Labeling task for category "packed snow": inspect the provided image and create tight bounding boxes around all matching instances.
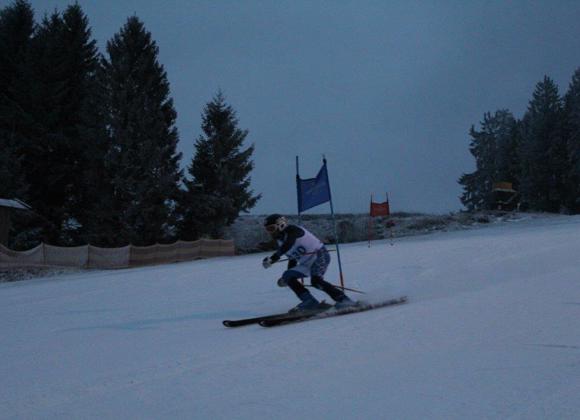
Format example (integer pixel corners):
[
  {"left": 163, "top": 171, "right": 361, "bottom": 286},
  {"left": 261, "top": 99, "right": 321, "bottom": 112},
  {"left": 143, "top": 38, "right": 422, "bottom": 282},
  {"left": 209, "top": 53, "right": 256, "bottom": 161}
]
[{"left": 1, "top": 214, "right": 580, "bottom": 419}]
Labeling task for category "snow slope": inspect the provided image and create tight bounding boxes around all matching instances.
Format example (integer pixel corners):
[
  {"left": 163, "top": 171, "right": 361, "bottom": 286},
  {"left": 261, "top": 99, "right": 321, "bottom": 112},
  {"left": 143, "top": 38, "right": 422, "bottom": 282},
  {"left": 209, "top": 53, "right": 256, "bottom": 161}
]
[{"left": 1, "top": 214, "right": 580, "bottom": 419}]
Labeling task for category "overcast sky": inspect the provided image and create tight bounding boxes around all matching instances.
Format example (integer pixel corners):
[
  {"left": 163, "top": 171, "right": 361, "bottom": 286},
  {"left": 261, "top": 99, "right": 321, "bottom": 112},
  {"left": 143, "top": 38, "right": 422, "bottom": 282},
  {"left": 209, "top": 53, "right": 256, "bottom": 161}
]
[{"left": 23, "top": 0, "right": 580, "bottom": 215}]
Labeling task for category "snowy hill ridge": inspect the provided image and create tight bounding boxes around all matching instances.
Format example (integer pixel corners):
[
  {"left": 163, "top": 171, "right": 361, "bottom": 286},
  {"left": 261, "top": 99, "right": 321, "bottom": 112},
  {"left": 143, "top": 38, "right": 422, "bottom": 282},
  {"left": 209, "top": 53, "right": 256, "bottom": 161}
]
[
  {"left": 225, "top": 211, "right": 553, "bottom": 252},
  {"left": 1, "top": 213, "right": 580, "bottom": 419},
  {"left": 2, "top": 211, "right": 534, "bottom": 283}
]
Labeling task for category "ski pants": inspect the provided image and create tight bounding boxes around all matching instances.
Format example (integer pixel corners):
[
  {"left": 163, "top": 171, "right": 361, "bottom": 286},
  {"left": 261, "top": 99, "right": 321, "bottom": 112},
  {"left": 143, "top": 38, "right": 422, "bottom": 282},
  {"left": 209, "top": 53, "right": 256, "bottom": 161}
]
[{"left": 281, "top": 247, "right": 345, "bottom": 302}]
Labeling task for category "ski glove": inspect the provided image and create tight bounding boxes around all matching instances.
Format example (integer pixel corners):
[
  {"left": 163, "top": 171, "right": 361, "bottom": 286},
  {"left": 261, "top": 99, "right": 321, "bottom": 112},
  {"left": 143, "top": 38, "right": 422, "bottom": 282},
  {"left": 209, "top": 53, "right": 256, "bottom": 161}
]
[
  {"left": 262, "top": 257, "right": 273, "bottom": 269},
  {"left": 262, "top": 254, "right": 279, "bottom": 269}
]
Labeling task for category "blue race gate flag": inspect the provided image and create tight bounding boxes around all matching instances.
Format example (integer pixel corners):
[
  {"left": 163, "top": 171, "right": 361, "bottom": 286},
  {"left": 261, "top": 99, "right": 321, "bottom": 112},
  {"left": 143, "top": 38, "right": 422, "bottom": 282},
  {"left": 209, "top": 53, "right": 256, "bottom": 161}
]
[{"left": 296, "top": 162, "right": 331, "bottom": 212}]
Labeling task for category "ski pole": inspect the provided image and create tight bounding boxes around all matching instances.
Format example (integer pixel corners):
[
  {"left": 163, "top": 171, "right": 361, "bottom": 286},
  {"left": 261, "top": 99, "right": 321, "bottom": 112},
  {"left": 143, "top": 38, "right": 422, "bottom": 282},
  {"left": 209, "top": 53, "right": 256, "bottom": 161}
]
[{"left": 306, "top": 284, "right": 366, "bottom": 294}]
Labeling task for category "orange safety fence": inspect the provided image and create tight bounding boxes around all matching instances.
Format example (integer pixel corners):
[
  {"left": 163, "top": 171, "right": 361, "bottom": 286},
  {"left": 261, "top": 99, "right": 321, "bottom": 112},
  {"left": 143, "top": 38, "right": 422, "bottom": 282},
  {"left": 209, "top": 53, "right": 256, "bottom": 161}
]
[{"left": 0, "top": 239, "right": 235, "bottom": 269}]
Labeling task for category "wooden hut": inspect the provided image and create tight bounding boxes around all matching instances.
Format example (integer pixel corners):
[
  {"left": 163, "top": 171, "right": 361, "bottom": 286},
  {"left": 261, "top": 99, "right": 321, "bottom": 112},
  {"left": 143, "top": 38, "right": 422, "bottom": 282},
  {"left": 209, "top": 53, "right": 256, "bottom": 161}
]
[{"left": 491, "top": 182, "right": 519, "bottom": 211}]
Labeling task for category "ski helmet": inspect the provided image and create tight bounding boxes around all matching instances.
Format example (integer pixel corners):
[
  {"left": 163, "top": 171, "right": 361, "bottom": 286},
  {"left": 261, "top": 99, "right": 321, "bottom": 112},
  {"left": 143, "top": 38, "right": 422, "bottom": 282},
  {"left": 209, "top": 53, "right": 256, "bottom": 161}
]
[{"left": 264, "top": 214, "right": 288, "bottom": 234}]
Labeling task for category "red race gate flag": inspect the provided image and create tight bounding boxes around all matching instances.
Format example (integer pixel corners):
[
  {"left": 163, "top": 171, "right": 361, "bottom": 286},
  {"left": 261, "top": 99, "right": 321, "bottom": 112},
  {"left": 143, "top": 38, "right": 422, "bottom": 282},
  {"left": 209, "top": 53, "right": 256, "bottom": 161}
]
[{"left": 370, "top": 196, "right": 390, "bottom": 217}]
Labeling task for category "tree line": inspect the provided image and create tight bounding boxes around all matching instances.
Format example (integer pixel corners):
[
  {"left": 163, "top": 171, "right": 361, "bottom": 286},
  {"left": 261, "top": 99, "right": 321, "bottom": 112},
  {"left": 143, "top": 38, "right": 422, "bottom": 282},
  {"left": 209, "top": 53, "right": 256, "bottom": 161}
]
[
  {"left": 0, "top": 1, "right": 260, "bottom": 249},
  {"left": 459, "top": 73, "right": 580, "bottom": 214}
]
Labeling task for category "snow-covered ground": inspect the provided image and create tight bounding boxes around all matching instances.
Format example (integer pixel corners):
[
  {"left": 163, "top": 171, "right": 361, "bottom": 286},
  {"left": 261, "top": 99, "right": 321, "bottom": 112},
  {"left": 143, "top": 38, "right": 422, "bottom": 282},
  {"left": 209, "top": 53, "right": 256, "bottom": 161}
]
[{"left": 1, "top": 214, "right": 580, "bottom": 419}]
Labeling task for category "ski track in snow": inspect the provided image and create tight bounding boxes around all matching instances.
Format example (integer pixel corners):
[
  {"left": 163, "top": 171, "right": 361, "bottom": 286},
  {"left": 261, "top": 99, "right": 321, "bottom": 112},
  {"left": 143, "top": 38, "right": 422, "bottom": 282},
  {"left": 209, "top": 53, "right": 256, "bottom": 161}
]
[{"left": 1, "top": 214, "right": 580, "bottom": 419}]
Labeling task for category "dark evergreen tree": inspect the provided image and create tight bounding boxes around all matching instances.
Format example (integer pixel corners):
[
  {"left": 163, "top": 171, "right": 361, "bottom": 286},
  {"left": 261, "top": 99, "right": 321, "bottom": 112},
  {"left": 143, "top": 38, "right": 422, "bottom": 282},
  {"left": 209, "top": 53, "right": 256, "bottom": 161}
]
[
  {"left": 15, "top": 5, "right": 104, "bottom": 245},
  {"left": 457, "top": 172, "right": 481, "bottom": 211},
  {"left": 459, "top": 110, "right": 518, "bottom": 210},
  {"left": 78, "top": 62, "right": 114, "bottom": 246},
  {"left": 22, "top": 12, "right": 70, "bottom": 243},
  {"left": 178, "top": 92, "right": 260, "bottom": 239},
  {"left": 0, "top": 0, "right": 35, "bottom": 200},
  {"left": 518, "top": 76, "right": 566, "bottom": 212},
  {"left": 563, "top": 68, "right": 580, "bottom": 213},
  {"left": 102, "top": 16, "right": 182, "bottom": 246},
  {"left": 494, "top": 111, "right": 521, "bottom": 185},
  {"left": 60, "top": 5, "right": 110, "bottom": 245}
]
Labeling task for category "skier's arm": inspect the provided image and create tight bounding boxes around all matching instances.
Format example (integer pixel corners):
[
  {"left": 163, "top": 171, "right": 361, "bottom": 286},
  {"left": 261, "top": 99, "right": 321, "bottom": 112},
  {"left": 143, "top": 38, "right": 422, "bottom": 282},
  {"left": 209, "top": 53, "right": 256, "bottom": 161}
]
[
  {"left": 262, "top": 226, "right": 305, "bottom": 269},
  {"left": 271, "top": 225, "right": 305, "bottom": 260}
]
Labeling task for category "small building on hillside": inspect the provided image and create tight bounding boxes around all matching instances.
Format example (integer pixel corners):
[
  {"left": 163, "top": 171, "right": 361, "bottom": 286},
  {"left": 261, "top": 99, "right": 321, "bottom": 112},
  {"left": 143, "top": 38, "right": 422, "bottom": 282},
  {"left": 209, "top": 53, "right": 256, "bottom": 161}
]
[
  {"left": 492, "top": 182, "right": 519, "bottom": 211},
  {"left": 0, "top": 199, "right": 31, "bottom": 246}
]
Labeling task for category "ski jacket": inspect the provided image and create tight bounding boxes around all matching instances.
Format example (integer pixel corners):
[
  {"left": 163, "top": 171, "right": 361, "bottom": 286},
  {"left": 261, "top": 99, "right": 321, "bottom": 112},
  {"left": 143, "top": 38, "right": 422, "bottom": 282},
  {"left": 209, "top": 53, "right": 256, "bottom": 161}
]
[{"left": 271, "top": 225, "right": 324, "bottom": 266}]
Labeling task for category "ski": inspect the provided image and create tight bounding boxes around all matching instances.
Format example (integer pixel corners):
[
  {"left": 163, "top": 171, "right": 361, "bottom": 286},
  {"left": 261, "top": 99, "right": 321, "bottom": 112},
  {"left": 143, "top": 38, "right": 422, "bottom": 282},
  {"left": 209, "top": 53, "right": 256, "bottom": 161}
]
[
  {"left": 258, "top": 296, "right": 408, "bottom": 327},
  {"left": 222, "top": 302, "right": 333, "bottom": 327},
  {"left": 223, "top": 312, "right": 291, "bottom": 327}
]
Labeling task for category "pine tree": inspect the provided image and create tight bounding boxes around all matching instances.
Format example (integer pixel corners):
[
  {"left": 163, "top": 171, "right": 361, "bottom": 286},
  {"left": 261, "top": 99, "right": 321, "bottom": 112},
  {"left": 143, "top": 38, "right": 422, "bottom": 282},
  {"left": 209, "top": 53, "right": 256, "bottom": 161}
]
[
  {"left": 178, "top": 92, "right": 260, "bottom": 239},
  {"left": 494, "top": 111, "right": 521, "bottom": 185},
  {"left": 459, "top": 110, "right": 518, "bottom": 210},
  {"left": 15, "top": 5, "right": 104, "bottom": 245},
  {"left": 458, "top": 172, "right": 481, "bottom": 211},
  {"left": 0, "top": 0, "right": 35, "bottom": 200},
  {"left": 103, "top": 16, "right": 182, "bottom": 246},
  {"left": 58, "top": 5, "right": 111, "bottom": 245},
  {"left": 59, "top": 4, "right": 107, "bottom": 244},
  {"left": 563, "top": 68, "right": 580, "bottom": 213},
  {"left": 23, "top": 11, "right": 73, "bottom": 243},
  {"left": 518, "top": 76, "right": 565, "bottom": 212}
]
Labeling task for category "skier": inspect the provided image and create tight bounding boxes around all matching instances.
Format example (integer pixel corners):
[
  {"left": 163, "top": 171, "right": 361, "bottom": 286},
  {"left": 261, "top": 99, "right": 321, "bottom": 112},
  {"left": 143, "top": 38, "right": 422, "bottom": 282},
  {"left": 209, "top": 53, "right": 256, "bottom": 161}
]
[{"left": 261, "top": 214, "right": 356, "bottom": 312}]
